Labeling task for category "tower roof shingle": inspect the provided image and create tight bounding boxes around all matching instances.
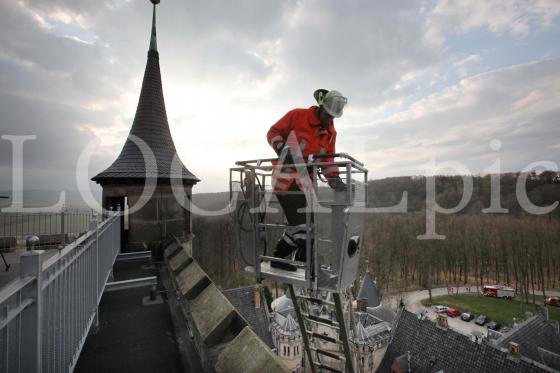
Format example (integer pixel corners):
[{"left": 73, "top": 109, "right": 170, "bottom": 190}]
[
  {"left": 92, "top": 4, "right": 197, "bottom": 184},
  {"left": 222, "top": 285, "right": 274, "bottom": 349},
  {"left": 377, "top": 309, "right": 555, "bottom": 372},
  {"left": 358, "top": 270, "right": 380, "bottom": 308}
]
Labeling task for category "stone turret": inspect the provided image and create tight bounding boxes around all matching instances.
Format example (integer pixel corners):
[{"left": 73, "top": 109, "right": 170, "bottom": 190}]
[{"left": 92, "top": 0, "right": 198, "bottom": 251}]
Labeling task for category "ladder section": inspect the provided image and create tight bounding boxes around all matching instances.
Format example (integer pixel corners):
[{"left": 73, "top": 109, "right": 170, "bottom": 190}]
[{"left": 288, "top": 285, "right": 355, "bottom": 373}]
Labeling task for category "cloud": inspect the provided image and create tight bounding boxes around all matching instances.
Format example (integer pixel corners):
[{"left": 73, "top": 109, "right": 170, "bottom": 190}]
[
  {"left": 348, "top": 58, "right": 560, "bottom": 177},
  {"left": 426, "top": 0, "right": 560, "bottom": 44},
  {"left": 277, "top": 0, "right": 443, "bottom": 108},
  {"left": 0, "top": 0, "right": 559, "bottom": 195},
  {"left": 0, "top": 1, "right": 134, "bottom": 191}
]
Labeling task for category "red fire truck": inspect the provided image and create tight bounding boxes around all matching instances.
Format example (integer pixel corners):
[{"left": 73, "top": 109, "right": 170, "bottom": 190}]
[{"left": 482, "top": 285, "right": 515, "bottom": 299}]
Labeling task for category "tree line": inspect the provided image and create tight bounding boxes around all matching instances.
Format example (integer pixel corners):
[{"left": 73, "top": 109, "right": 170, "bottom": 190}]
[
  {"left": 369, "top": 172, "right": 559, "bottom": 215},
  {"left": 191, "top": 173, "right": 560, "bottom": 300},
  {"left": 363, "top": 213, "right": 560, "bottom": 301}
]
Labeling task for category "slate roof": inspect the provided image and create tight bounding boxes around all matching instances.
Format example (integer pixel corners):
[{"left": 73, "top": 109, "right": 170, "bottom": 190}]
[
  {"left": 358, "top": 270, "right": 380, "bottom": 308},
  {"left": 377, "top": 309, "right": 554, "bottom": 373},
  {"left": 539, "top": 348, "right": 560, "bottom": 371},
  {"left": 92, "top": 10, "right": 197, "bottom": 184},
  {"left": 395, "top": 354, "right": 410, "bottom": 372},
  {"left": 496, "top": 315, "right": 560, "bottom": 368},
  {"left": 222, "top": 285, "right": 274, "bottom": 349},
  {"left": 352, "top": 312, "right": 391, "bottom": 347},
  {"left": 282, "top": 314, "right": 299, "bottom": 334},
  {"left": 356, "top": 321, "right": 368, "bottom": 342},
  {"left": 366, "top": 305, "right": 396, "bottom": 324},
  {"left": 355, "top": 311, "right": 382, "bottom": 328}
]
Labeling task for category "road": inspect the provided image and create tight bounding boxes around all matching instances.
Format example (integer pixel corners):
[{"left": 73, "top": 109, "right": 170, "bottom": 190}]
[{"left": 385, "top": 287, "right": 560, "bottom": 338}]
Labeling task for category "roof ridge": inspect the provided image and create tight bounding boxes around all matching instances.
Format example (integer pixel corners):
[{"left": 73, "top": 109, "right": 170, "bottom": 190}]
[
  {"left": 283, "top": 313, "right": 299, "bottom": 333},
  {"left": 356, "top": 321, "right": 368, "bottom": 342},
  {"left": 495, "top": 313, "right": 543, "bottom": 345}
]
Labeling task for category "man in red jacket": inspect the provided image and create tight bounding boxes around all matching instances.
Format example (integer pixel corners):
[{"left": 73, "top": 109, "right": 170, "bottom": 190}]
[{"left": 266, "top": 89, "right": 348, "bottom": 271}]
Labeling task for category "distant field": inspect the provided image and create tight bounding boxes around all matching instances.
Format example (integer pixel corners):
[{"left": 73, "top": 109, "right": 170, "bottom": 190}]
[{"left": 422, "top": 294, "right": 560, "bottom": 326}]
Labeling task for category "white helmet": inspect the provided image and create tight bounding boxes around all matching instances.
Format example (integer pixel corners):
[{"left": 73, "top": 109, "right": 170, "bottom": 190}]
[{"left": 321, "top": 90, "right": 347, "bottom": 118}]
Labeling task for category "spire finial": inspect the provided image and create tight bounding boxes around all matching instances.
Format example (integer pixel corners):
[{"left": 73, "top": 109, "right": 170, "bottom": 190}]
[{"left": 149, "top": 0, "right": 160, "bottom": 52}]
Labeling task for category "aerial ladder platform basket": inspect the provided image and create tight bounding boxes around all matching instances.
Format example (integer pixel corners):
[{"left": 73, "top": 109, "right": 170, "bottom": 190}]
[
  {"left": 229, "top": 153, "right": 367, "bottom": 292},
  {"left": 230, "top": 153, "right": 368, "bottom": 373}
]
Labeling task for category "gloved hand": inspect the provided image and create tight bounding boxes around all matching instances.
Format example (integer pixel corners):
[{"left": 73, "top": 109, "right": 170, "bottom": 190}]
[
  {"left": 275, "top": 143, "right": 294, "bottom": 165},
  {"left": 328, "top": 176, "right": 346, "bottom": 191},
  {"left": 274, "top": 142, "right": 285, "bottom": 156}
]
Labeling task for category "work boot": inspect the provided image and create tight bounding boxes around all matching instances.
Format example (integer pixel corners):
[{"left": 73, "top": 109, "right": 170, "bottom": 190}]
[
  {"left": 295, "top": 239, "right": 315, "bottom": 278},
  {"left": 294, "top": 239, "right": 307, "bottom": 262},
  {"left": 270, "top": 239, "right": 297, "bottom": 271}
]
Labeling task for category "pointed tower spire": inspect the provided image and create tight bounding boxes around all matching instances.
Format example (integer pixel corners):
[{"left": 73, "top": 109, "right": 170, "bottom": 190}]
[
  {"left": 358, "top": 269, "right": 380, "bottom": 308},
  {"left": 355, "top": 321, "right": 368, "bottom": 342},
  {"left": 93, "top": 0, "right": 198, "bottom": 184},
  {"left": 149, "top": 0, "right": 159, "bottom": 52}
]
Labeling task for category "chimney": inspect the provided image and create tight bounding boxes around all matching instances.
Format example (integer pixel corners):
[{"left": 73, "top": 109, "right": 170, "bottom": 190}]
[
  {"left": 357, "top": 298, "right": 367, "bottom": 312},
  {"left": 551, "top": 320, "right": 559, "bottom": 335},
  {"left": 471, "top": 330, "right": 482, "bottom": 344},
  {"left": 436, "top": 314, "right": 448, "bottom": 329},
  {"left": 255, "top": 287, "right": 261, "bottom": 309},
  {"left": 508, "top": 342, "right": 520, "bottom": 356}
]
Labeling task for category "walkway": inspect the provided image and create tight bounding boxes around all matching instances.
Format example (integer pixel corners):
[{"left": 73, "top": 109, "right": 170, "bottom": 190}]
[{"left": 75, "top": 259, "right": 202, "bottom": 373}]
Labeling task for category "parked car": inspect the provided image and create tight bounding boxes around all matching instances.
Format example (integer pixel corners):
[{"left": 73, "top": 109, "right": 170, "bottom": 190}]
[
  {"left": 434, "top": 305, "right": 449, "bottom": 313},
  {"left": 475, "top": 314, "right": 488, "bottom": 325},
  {"left": 447, "top": 308, "right": 461, "bottom": 317},
  {"left": 487, "top": 321, "right": 501, "bottom": 330},
  {"left": 545, "top": 296, "right": 559, "bottom": 307},
  {"left": 460, "top": 313, "right": 474, "bottom": 321}
]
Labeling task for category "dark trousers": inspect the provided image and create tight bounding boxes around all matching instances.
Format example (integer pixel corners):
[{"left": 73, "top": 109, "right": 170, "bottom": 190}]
[{"left": 274, "top": 181, "right": 310, "bottom": 262}]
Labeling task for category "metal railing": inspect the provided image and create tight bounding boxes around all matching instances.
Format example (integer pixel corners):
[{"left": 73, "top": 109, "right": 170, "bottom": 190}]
[
  {"left": 0, "top": 209, "right": 99, "bottom": 249},
  {"left": 230, "top": 153, "right": 367, "bottom": 292},
  {"left": 0, "top": 212, "right": 121, "bottom": 372}
]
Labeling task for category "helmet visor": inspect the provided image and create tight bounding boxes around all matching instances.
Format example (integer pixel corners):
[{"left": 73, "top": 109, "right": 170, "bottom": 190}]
[{"left": 323, "top": 95, "right": 347, "bottom": 118}]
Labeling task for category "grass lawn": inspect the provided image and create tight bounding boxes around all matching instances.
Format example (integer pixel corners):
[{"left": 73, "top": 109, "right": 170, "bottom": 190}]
[{"left": 422, "top": 294, "right": 560, "bottom": 326}]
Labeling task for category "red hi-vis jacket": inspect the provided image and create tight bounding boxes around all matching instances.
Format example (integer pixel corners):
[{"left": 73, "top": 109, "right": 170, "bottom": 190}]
[{"left": 267, "top": 106, "right": 339, "bottom": 192}]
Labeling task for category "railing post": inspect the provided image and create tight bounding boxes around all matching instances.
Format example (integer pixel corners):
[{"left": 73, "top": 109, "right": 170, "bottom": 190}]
[
  {"left": 107, "top": 206, "right": 116, "bottom": 282},
  {"left": 116, "top": 204, "right": 122, "bottom": 257},
  {"left": 20, "top": 249, "right": 45, "bottom": 373},
  {"left": 60, "top": 208, "right": 66, "bottom": 246},
  {"left": 89, "top": 219, "right": 100, "bottom": 335}
]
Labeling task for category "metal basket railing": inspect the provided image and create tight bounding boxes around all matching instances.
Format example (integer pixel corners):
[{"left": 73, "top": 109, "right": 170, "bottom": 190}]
[{"left": 230, "top": 153, "right": 367, "bottom": 291}]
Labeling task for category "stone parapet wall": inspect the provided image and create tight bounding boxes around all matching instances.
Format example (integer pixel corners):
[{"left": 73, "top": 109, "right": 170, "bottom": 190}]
[{"left": 163, "top": 238, "right": 287, "bottom": 373}]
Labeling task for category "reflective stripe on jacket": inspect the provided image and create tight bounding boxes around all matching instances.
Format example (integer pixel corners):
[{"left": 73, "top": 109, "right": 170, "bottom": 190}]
[{"left": 267, "top": 106, "right": 338, "bottom": 192}]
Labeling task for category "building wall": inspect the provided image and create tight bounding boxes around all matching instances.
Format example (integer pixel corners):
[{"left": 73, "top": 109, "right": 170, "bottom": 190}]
[
  {"left": 102, "top": 183, "right": 192, "bottom": 251},
  {"left": 269, "top": 310, "right": 389, "bottom": 373},
  {"left": 271, "top": 328, "right": 303, "bottom": 372}
]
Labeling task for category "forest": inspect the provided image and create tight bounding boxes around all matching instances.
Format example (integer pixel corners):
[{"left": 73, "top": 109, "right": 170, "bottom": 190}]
[{"left": 191, "top": 172, "right": 560, "bottom": 302}]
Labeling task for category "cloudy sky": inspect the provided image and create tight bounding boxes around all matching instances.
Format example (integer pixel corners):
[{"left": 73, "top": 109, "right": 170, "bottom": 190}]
[{"left": 1, "top": 0, "right": 559, "bottom": 195}]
